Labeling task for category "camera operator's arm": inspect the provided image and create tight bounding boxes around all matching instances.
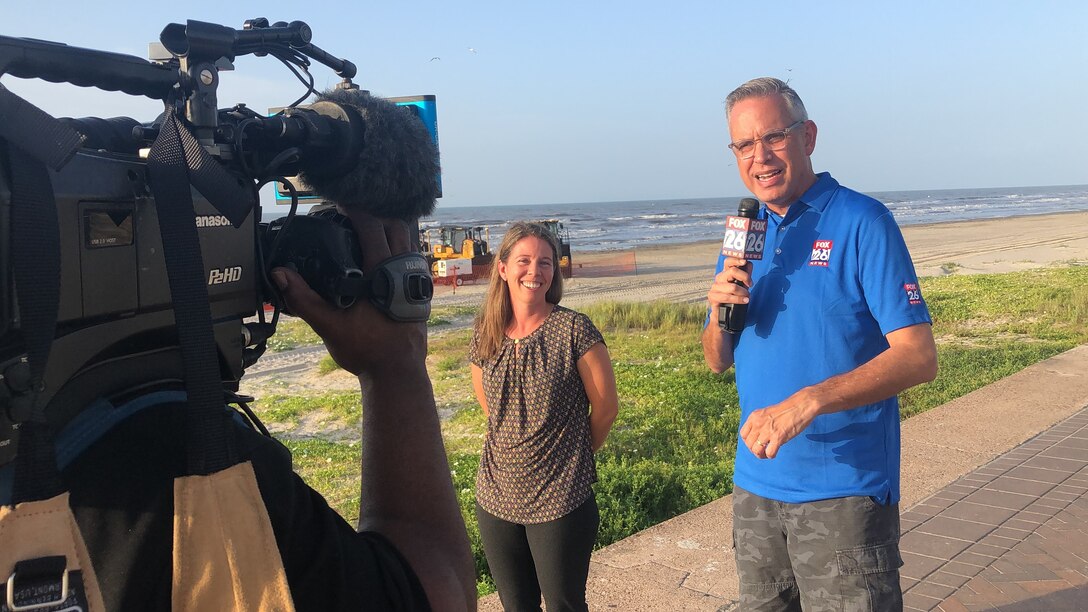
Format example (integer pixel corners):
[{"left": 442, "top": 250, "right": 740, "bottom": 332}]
[{"left": 274, "top": 211, "right": 475, "bottom": 611}]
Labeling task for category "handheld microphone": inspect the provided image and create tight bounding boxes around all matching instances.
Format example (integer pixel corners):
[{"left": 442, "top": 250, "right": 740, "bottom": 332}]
[{"left": 718, "top": 198, "right": 766, "bottom": 334}]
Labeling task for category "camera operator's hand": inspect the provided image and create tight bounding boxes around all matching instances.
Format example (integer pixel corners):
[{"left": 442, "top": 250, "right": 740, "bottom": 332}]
[
  {"left": 272, "top": 213, "right": 423, "bottom": 379},
  {"left": 272, "top": 210, "right": 476, "bottom": 612}
]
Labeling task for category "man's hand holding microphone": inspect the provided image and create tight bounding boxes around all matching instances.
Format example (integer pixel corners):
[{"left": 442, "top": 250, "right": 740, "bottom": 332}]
[
  {"left": 712, "top": 197, "right": 765, "bottom": 334},
  {"left": 702, "top": 198, "right": 766, "bottom": 375}
]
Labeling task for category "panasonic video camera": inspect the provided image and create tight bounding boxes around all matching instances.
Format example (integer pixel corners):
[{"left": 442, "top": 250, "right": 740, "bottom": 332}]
[{"left": 0, "top": 19, "right": 437, "bottom": 466}]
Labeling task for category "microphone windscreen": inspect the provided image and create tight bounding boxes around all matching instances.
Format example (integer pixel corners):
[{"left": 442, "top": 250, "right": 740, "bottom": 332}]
[
  {"left": 299, "top": 88, "right": 439, "bottom": 220},
  {"left": 738, "top": 198, "right": 760, "bottom": 217}
]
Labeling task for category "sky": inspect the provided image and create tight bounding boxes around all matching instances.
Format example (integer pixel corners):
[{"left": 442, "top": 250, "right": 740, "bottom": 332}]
[{"left": 4, "top": 1, "right": 1087, "bottom": 209}]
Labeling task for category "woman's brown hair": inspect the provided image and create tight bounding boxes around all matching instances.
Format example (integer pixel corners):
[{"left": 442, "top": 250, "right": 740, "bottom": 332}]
[{"left": 474, "top": 222, "right": 564, "bottom": 361}]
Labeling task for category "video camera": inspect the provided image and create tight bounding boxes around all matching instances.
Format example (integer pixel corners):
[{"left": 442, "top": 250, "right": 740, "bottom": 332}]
[{"left": 0, "top": 19, "right": 439, "bottom": 466}]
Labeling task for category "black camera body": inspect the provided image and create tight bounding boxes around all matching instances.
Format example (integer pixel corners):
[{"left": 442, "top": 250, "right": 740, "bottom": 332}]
[
  {"left": 0, "top": 133, "right": 257, "bottom": 461},
  {"left": 264, "top": 208, "right": 363, "bottom": 310},
  {"left": 0, "top": 19, "right": 438, "bottom": 465}
]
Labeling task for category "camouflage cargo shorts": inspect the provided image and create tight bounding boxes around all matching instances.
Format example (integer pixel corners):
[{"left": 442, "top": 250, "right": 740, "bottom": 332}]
[{"left": 731, "top": 486, "right": 903, "bottom": 612}]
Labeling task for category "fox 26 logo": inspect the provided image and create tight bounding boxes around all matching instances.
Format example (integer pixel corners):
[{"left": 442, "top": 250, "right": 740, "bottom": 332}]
[
  {"left": 808, "top": 240, "right": 833, "bottom": 267},
  {"left": 904, "top": 282, "right": 923, "bottom": 305}
]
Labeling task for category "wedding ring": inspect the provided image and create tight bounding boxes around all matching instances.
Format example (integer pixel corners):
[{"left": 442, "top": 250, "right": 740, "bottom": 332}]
[{"left": 756, "top": 440, "right": 766, "bottom": 447}]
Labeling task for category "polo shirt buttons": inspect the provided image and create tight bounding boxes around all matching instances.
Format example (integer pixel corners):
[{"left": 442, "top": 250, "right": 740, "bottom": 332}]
[{"left": 775, "top": 248, "right": 783, "bottom": 255}]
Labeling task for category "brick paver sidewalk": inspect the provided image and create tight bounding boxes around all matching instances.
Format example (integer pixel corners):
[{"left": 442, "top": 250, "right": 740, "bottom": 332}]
[{"left": 900, "top": 406, "right": 1088, "bottom": 611}]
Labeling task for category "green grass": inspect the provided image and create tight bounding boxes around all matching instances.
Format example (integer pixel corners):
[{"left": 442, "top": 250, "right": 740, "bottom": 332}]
[
  {"left": 284, "top": 438, "right": 362, "bottom": 520},
  {"left": 266, "top": 306, "right": 478, "bottom": 351},
  {"left": 317, "top": 354, "right": 340, "bottom": 375},
  {"left": 266, "top": 265, "right": 1088, "bottom": 598},
  {"left": 580, "top": 301, "right": 708, "bottom": 332},
  {"left": 265, "top": 318, "right": 323, "bottom": 352},
  {"left": 939, "top": 262, "right": 962, "bottom": 275},
  {"left": 256, "top": 392, "right": 362, "bottom": 428},
  {"left": 898, "top": 266, "right": 1088, "bottom": 418}
]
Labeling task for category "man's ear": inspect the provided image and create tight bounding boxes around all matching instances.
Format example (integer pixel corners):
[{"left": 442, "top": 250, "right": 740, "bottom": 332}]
[{"left": 803, "top": 120, "right": 818, "bottom": 155}]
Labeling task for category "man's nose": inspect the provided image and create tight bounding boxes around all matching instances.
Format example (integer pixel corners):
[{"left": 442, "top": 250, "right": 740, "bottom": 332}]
[{"left": 751, "top": 139, "right": 773, "bottom": 162}]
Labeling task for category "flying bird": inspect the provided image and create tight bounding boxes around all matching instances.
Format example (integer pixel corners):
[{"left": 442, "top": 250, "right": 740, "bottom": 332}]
[
  {"left": 467, "top": 47, "right": 477, "bottom": 54},
  {"left": 430, "top": 56, "right": 441, "bottom": 62}
]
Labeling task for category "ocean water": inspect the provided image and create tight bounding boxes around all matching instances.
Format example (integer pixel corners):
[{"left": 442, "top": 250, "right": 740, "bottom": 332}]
[
  {"left": 266, "top": 184, "right": 1088, "bottom": 253},
  {"left": 417, "top": 184, "right": 1088, "bottom": 253}
]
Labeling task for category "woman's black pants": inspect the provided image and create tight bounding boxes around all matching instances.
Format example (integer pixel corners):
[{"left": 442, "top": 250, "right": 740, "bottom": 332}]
[{"left": 476, "top": 494, "right": 599, "bottom": 612}]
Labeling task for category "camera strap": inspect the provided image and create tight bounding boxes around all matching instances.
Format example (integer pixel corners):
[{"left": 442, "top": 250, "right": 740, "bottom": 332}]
[
  {"left": 0, "top": 87, "right": 106, "bottom": 612},
  {"left": 146, "top": 107, "right": 241, "bottom": 475},
  {"left": 0, "top": 83, "right": 85, "bottom": 503},
  {"left": 5, "top": 150, "right": 64, "bottom": 502},
  {"left": 147, "top": 108, "right": 296, "bottom": 611}
]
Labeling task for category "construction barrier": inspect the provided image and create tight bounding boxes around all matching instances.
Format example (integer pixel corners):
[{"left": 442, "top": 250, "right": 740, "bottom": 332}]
[{"left": 571, "top": 251, "right": 638, "bottom": 278}]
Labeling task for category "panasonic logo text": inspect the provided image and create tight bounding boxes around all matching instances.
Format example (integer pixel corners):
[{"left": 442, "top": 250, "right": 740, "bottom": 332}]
[{"left": 195, "top": 215, "right": 232, "bottom": 228}]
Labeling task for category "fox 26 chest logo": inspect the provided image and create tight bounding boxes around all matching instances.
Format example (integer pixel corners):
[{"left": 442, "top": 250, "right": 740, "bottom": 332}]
[{"left": 808, "top": 240, "right": 833, "bottom": 267}]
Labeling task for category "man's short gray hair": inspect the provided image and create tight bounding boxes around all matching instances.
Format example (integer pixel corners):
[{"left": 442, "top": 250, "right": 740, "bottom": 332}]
[{"left": 725, "top": 77, "right": 809, "bottom": 122}]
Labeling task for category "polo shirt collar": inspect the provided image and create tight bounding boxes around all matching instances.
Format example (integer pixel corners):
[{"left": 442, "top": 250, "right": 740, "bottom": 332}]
[
  {"left": 761, "top": 172, "right": 838, "bottom": 224},
  {"left": 799, "top": 172, "right": 838, "bottom": 212}
]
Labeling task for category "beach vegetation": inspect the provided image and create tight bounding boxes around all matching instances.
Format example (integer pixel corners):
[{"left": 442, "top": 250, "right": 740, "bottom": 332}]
[
  {"left": 580, "top": 301, "right": 707, "bottom": 331},
  {"left": 264, "top": 317, "right": 322, "bottom": 351},
  {"left": 282, "top": 438, "right": 362, "bottom": 519},
  {"left": 428, "top": 305, "right": 480, "bottom": 328},
  {"left": 256, "top": 391, "right": 362, "bottom": 429},
  {"left": 252, "top": 264, "right": 1088, "bottom": 597},
  {"left": 263, "top": 306, "right": 476, "bottom": 351},
  {"left": 898, "top": 266, "right": 1088, "bottom": 418},
  {"left": 317, "top": 354, "right": 339, "bottom": 375},
  {"left": 436, "top": 355, "right": 463, "bottom": 372},
  {"left": 939, "top": 262, "right": 961, "bottom": 275}
]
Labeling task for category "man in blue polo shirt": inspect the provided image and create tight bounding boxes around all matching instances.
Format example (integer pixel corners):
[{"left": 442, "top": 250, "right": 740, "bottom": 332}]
[{"left": 702, "top": 77, "right": 938, "bottom": 611}]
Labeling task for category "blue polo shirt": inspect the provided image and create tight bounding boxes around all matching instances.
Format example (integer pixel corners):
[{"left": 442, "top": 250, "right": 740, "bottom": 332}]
[{"left": 715, "top": 173, "right": 931, "bottom": 504}]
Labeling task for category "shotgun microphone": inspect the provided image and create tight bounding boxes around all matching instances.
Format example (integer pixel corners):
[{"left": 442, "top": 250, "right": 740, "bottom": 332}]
[
  {"left": 294, "top": 88, "right": 440, "bottom": 220},
  {"left": 718, "top": 198, "right": 766, "bottom": 334},
  {"left": 263, "top": 88, "right": 440, "bottom": 317}
]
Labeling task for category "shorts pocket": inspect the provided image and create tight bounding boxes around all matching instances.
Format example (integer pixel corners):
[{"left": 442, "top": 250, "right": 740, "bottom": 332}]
[
  {"left": 837, "top": 540, "right": 903, "bottom": 575},
  {"left": 836, "top": 541, "right": 904, "bottom": 611}
]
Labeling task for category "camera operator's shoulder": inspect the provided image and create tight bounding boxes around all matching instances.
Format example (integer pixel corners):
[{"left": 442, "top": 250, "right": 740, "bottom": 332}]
[{"left": 240, "top": 435, "right": 433, "bottom": 609}]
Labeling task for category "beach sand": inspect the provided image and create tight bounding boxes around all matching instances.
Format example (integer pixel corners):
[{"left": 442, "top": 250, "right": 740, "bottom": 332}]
[
  {"left": 432, "top": 210, "right": 1088, "bottom": 310},
  {"left": 241, "top": 210, "right": 1088, "bottom": 404}
]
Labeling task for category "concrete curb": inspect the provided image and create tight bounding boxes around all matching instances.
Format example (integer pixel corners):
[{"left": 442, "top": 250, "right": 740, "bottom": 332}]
[{"left": 479, "top": 345, "right": 1088, "bottom": 610}]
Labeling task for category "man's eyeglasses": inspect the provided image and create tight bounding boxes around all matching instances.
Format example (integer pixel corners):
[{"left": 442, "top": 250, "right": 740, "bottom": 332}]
[{"left": 728, "top": 120, "right": 805, "bottom": 160}]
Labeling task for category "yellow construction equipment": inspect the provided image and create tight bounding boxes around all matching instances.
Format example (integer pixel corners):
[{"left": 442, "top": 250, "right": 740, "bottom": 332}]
[
  {"left": 426, "top": 225, "right": 493, "bottom": 284},
  {"left": 531, "top": 219, "right": 573, "bottom": 278}
]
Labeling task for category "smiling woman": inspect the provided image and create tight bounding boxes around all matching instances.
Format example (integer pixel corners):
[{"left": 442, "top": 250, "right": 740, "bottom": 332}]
[{"left": 467, "top": 221, "right": 619, "bottom": 611}]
